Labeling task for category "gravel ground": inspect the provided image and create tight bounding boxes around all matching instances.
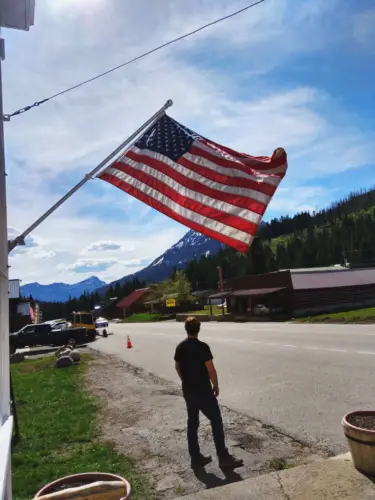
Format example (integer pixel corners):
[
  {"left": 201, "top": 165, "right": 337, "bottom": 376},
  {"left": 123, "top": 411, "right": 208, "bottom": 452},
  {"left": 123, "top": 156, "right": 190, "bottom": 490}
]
[{"left": 85, "top": 351, "right": 328, "bottom": 499}]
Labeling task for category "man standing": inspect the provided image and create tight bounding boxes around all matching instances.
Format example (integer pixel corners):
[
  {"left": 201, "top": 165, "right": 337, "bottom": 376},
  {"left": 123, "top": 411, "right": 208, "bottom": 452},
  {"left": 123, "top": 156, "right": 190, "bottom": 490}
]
[{"left": 174, "top": 316, "right": 243, "bottom": 468}]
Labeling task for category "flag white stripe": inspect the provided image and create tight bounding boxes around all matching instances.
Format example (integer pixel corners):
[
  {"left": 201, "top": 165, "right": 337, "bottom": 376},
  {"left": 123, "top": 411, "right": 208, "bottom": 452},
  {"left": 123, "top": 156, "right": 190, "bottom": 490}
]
[
  {"left": 193, "top": 141, "right": 283, "bottom": 185},
  {"left": 105, "top": 167, "right": 253, "bottom": 245},
  {"left": 129, "top": 146, "right": 280, "bottom": 199},
  {"left": 118, "top": 157, "right": 261, "bottom": 224},
  {"left": 196, "top": 140, "right": 288, "bottom": 172},
  {"left": 186, "top": 145, "right": 280, "bottom": 187},
  {"left": 132, "top": 144, "right": 278, "bottom": 188},
  {"left": 251, "top": 165, "right": 287, "bottom": 175},
  {"left": 121, "top": 151, "right": 270, "bottom": 210}
]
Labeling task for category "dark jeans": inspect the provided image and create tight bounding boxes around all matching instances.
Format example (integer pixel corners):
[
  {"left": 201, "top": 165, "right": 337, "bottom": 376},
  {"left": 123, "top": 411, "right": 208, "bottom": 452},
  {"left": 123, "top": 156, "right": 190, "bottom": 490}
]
[{"left": 184, "top": 390, "right": 227, "bottom": 459}]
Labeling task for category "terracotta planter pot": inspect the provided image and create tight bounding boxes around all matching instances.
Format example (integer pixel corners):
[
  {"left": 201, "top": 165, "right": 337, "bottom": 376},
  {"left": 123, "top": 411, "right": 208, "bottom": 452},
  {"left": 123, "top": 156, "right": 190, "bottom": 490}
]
[
  {"left": 342, "top": 410, "right": 375, "bottom": 475},
  {"left": 34, "top": 472, "right": 131, "bottom": 499}
]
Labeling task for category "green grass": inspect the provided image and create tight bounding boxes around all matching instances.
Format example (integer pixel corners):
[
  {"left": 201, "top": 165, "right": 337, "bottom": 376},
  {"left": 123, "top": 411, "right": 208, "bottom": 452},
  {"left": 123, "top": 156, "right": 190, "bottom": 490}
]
[
  {"left": 297, "top": 307, "right": 375, "bottom": 324},
  {"left": 120, "top": 313, "right": 167, "bottom": 323},
  {"left": 11, "top": 355, "right": 152, "bottom": 500},
  {"left": 268, "top": 458, "right": 296, "bottom": 471},
  {"left": 188, "top": 305, "right": 227, "bottom": 316},
  {"left": 121, "top": 306, "right": 227, "bottom": 322}
]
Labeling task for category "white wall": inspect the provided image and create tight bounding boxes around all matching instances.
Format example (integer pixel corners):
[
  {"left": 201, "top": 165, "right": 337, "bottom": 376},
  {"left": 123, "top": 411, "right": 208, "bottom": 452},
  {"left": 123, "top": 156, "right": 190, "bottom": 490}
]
[
  {"left": 0, "top": 5, "right": 36, "bottom": 499},
  {"left": 0, "top": 253, "right": 12, "bottom": 500}
]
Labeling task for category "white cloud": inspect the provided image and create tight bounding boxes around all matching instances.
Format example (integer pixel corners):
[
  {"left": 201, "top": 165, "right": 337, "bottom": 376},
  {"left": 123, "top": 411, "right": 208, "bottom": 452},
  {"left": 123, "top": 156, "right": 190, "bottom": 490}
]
[
  {"left": 85, "top": 241, "right": 123, "bottom": 252},
  {"left": 267, "top": 186, "right": 332, "bottom": 216},
  {"left": 8, "top": 211, "right": 186, "bottom": 284},
  {"left": 66, "top": 258, "right": 117, "bottom": 273},
  {"left": 121, "top": 259, "right": 151, "bottom": 268},
  {"left": 4, "top": 0, "right": 372, "bottom": 285},
  {"left": 353, "top": 9, "right": 375, "bottom": 49}
]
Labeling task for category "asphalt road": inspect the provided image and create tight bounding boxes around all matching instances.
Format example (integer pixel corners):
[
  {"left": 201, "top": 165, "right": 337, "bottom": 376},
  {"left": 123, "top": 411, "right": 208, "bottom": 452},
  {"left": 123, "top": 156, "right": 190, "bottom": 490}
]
[{"left": 93, "top": 321, "right": 375, "bottom": 454}]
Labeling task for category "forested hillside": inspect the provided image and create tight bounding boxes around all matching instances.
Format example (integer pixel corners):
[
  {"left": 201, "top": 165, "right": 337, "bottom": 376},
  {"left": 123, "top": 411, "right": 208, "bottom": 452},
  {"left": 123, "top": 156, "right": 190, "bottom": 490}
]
[
  {"left": 185, "top": 189, "right": 375, "bottom": 290},
  {"left": 37, "top": 188, "right": 375, "bottom": 317}
]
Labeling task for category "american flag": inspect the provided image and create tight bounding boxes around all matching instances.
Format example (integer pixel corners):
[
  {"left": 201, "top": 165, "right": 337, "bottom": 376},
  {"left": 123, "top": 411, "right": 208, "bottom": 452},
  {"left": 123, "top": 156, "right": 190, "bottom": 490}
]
[{"left": 99, "top": 114, "right": 287, "bottom": 252}]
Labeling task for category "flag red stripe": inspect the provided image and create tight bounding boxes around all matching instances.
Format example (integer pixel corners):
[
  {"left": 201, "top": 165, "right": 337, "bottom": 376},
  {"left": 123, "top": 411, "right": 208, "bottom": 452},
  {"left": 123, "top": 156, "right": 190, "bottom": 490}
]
[
  {"left": 110, "top": 162, "right": 260, "bottom": 235},
  {"left": 103, "top": 166, "right": 252, "bottom": 242},
  {"left": 190, "top": 143, "right": 285, "bottom": 182},
  {"left": 178, "top": 155, "right": 276, "bottom": 198},
  {"left": 100, "top": 172, "right": 250, "bottom": 252},
  {"left": 124, "top": 150, "right": 268, "bottom": 215},
  {"left": 131, "top": 145, "right": 276, "bottom": 196},
  {"left": 200, "top": 138, "right": 288, "bottom": 170}
]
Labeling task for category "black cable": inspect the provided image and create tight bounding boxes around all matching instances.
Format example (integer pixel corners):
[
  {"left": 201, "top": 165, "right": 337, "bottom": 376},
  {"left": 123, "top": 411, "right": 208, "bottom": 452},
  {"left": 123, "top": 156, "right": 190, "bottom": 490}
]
[{"left": 4, "top": 0, "right": 266, "bottom": 120}]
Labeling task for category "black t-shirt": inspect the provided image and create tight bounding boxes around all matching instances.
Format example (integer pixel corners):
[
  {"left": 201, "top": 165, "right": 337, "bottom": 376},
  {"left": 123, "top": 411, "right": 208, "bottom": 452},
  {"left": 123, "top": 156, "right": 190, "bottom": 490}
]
[{"left": 174, "top": 338, "right": 213, "bottom": 394}]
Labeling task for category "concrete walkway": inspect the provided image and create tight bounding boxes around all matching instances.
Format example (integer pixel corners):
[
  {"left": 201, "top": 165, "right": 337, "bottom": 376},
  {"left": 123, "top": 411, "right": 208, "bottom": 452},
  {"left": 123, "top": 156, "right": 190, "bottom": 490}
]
[{"left": 173, "top": 454, "right": 375, "bottom": 499}]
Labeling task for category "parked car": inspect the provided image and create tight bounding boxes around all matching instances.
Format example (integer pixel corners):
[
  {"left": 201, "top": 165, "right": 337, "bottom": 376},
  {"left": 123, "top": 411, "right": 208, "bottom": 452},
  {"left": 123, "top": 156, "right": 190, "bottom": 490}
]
[
  {"left": 95, "top": 317, "right": 108, "bottom": 328},
  {"left": 51, "top": 320, "right": 71, "bottom": 331},
  {"left": 9, "top": 322, "right": 96, "bottom": 354},
  {"left": 252, "top": 304, "right": 269, "bottom": 316}
]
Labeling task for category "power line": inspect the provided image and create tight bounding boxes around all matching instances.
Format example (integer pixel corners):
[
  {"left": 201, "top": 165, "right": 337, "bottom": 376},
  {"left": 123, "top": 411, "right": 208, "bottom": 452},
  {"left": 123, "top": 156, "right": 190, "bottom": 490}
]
[{"left": 4, "top": 0, "right": 266, "bottom": 120}]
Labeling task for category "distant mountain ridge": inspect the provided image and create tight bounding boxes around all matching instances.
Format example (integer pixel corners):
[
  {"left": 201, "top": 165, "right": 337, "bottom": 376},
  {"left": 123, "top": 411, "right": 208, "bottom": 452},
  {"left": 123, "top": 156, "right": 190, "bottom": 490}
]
[
  {"left": 19, "top": 230, "right": 225, "bottom": 302},
  {"left": 101, "top": 229, "right": 225, "bottom": 292},
  {"left": 21, "top": 276, "right": 106, "bottom": 302},
  {"left": 21, "top": 227, "right": 264, "bottom": 301}
]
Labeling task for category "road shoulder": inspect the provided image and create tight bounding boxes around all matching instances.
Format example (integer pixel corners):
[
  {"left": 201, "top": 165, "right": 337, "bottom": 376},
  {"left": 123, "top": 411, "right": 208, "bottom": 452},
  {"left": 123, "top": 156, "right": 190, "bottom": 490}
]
[{"left": 86, "top": 349, "right": 327, "bottom": 498}]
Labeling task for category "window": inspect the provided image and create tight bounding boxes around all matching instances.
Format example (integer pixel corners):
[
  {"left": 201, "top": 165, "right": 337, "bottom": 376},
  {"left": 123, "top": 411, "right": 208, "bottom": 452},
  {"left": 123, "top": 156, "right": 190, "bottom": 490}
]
[
  {"left": 24, "top": 326, "right": 35, "bottom": 335},
  {"left": 82, "top": 314, "right": 93, "bottom": 324}
]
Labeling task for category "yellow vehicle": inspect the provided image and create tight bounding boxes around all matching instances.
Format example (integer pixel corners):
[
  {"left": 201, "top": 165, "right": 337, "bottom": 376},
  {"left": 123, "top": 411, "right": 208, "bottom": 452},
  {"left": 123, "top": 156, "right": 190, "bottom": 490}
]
[{"left": 70, "top": 311, "right": 97, "bottom": 340}]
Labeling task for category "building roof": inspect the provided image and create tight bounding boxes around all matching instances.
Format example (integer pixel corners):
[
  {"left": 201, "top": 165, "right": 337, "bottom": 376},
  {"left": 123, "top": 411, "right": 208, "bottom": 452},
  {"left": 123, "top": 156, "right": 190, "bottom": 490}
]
[
  {"left": 282, "top": 265, "right": 348, "bottom": 274},
  {"left": 209, "top": 287, "right": 286, "bottom": 299},
  {"left": 208, "top": 291, "right": 228, "bottom": 299},
  {"left": 116, "top": 288, "right": 150, "bottom": 309},
  {"left": 292, "top": 268, "right": 375, "bottom": 290},
  {"left": 230, "top": 287, "right": 286, "bottom": 297},
  {"left": 192, "top": 289, "right": 216, "bottom": 298}
]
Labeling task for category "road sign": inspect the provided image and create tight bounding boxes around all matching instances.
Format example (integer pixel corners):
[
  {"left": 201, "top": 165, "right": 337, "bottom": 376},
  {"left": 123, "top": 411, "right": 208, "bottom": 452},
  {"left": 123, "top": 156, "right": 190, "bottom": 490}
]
[{"left": 166, "top": 298, "right": 176, "bottom": 308}]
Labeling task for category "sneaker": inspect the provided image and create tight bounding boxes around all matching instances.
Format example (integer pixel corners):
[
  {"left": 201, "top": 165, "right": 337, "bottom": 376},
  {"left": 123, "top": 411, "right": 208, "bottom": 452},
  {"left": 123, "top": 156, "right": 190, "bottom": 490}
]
[
  {"left": 219, "top": 453, "right": 244, "bottom": 469},
  {"left": 191, "top": 454, "right": 212, "bottom": 468}
]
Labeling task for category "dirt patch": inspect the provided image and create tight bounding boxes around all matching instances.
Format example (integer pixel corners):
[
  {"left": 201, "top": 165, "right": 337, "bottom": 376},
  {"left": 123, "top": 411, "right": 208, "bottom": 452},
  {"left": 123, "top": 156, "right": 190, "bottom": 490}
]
[
  {"left": 85, "top": 351, "right": 327, "bottom": 499},
  {"left": 347, "top": 414, "right": 375, "bottom": 430}
]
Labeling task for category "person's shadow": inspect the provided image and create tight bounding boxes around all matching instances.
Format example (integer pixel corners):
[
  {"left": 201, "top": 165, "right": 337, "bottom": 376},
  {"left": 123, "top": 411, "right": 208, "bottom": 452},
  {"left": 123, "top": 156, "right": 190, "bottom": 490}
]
[{"left": 192, "top": 466, "right": 243, "bottom": 489}]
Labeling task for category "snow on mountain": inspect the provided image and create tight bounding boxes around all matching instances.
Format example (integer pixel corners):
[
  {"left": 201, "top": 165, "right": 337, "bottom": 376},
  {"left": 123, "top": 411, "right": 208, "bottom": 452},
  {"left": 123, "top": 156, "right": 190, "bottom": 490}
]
[
  {"left": 104, "top": 230, "right": 224, "bottom": 291},
  {"left": 21, "top": 276, "right": 106, "bottom": 302}
]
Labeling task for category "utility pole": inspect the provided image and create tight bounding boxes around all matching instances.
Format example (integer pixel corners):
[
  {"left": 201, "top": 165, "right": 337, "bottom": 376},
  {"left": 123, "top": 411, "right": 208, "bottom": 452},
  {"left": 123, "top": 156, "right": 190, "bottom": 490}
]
[
  {"left": 0, "top": 24, "right": 9, "bottom": 429},
  {"left": 217, "top": 266, "right": 225, "bottom": 316}
]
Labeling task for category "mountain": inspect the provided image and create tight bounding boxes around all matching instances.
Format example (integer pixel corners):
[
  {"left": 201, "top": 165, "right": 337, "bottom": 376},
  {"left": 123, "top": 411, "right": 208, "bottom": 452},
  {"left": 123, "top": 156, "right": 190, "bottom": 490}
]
[
  {"left": 21, "top": 276, "right": 106, "bottom": 303},
  {"left": 22, "top": 225, "right": 263, "bottom": 302},
  {"left": 103, "top": 230, "right": 224, "bottom": 291}
]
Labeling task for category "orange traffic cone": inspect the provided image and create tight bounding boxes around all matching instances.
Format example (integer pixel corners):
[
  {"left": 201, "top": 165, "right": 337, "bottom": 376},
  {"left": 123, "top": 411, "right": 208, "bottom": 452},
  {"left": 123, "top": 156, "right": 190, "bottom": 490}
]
[{"left": 127, "top": 335, "right": 133, "bottom": 349}]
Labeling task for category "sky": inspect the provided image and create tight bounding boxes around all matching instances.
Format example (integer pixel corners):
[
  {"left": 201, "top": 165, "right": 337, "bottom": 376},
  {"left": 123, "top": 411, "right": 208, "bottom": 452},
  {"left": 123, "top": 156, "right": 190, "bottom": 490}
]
[{"left": 3, "top": 0, "right": 375, "bottom": 285}]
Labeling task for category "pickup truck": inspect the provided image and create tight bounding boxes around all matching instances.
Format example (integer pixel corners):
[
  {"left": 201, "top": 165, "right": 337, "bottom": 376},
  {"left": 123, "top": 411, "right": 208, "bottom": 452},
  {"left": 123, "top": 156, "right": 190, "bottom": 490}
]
[{"left": 9, "top": 323, "right": 95, "bottom": 353}]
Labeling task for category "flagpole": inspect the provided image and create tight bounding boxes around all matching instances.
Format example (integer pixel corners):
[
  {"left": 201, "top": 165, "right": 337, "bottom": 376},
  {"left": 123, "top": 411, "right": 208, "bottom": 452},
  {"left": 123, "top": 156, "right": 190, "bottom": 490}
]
[
  {"left": 217, "top": 266, "right": 225, "bottom": 316},
  {"left": 8, "top": 99, "right": 173, "bottom": 253}
]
